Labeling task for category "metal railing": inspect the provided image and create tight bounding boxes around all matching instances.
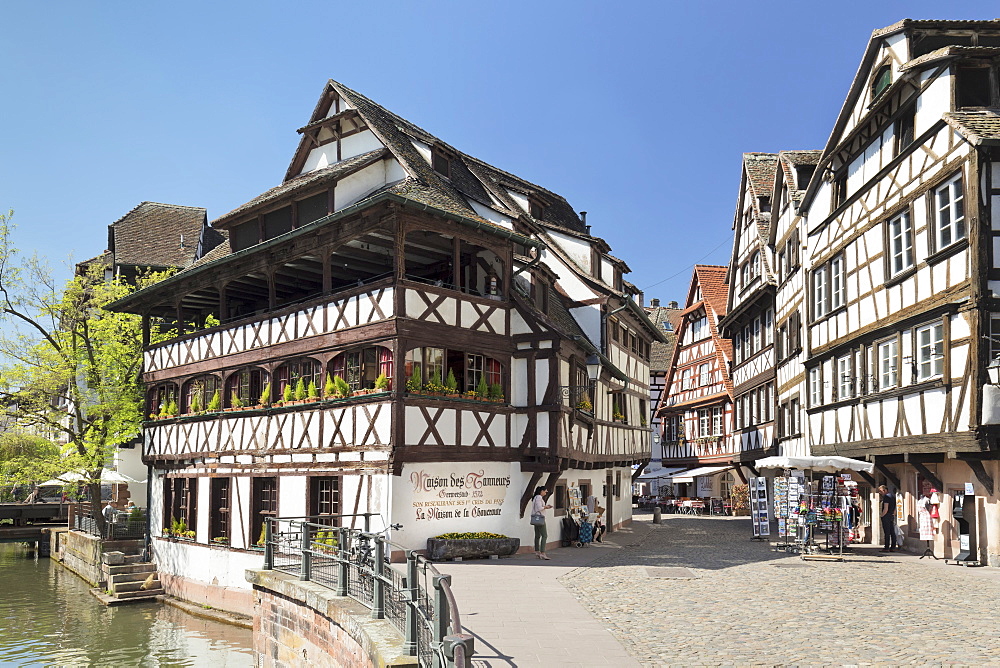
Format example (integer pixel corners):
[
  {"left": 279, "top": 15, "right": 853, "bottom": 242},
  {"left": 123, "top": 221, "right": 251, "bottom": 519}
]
[
  {"left": 72, "top": 508, "right": 148, "bottom": 540},
  {"left": 263, "top": 515, "right": 473, "bottom": 668}
]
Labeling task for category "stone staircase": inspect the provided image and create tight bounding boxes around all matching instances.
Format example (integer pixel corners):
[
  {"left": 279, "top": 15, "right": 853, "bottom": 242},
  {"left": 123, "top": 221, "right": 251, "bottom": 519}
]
[{"left": 102, "top": 551, "right": 164, "bottom": 602}]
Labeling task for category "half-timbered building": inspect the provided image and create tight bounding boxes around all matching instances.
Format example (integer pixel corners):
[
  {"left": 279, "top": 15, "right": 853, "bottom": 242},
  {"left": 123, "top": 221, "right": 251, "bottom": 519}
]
[
  {"left": 798, "top": 19, "right": 1000, "bottom": 563},
  {"left": 770, "top": 151, "right": 821, "bottom": 459},
  {"left": 635, "top": 298, "right": 682, "bottom": 494},
  {"left": 719, "top": 154, "right": 779, "bottom": 467},
  {"left": 656, "top": 266, "right": 738, "bottom": 495},
  {"left": 108, "top": 79, "right": 662, "bottom": 612}
]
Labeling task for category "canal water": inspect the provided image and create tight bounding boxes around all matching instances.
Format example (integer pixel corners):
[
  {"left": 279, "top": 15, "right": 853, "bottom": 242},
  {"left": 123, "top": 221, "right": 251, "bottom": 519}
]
[{"left": 0, "top": 542, "right": 254, "bottom": 666}]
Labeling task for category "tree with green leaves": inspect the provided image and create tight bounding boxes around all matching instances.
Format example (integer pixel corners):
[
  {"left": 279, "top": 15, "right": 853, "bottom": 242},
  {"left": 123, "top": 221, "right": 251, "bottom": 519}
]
[{"left": 0, "top": 212, "right": 169, "bottom": 535}]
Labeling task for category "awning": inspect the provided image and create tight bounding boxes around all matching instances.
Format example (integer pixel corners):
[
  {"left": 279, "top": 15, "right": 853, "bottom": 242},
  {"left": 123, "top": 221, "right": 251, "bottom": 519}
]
[
  {"left": 666, "top": 465, "right": 733, "bottom": 484},
  {"left": 753, "top": 455, "right": 874, "bottom": 474},
  {"left": 56, "top": 468, "right": 146, "bottom": 484},
  {"left": 635, "top": 466, "right": 690, "bottom": 482}
]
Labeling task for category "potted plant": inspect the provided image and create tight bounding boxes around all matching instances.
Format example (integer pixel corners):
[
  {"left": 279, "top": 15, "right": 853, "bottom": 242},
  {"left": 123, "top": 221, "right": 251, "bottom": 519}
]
[
  {"left": 575, "top": 396, "right": 593, "bottom": 413},
  {"left": 253, "top": 523, "right": 267, "bottom": 550},
  {"left": 207, "top": 390, "right": 221, "bottom": 413},
  {"left": 334, "top": 375, "right": 352, "bottom": 399},
  {"left": 259, "top": 381, "right": 271, "bottom": 408},
  {"left": 475, "top": 375, "right": 490, "bottom": 401},
  {"left": 294, "top": 378, "right": 307, "bottom": 403},
  {"left": 489, "top": 383, "right": 504, "bottom": 403},
  {"left": 325, "top": 373, "right": 336, "bottom": 399},
  {"left": 282, "top": 382, "right": 294, "bottom": 406},
  {"left": 189, "top": 391, "right": 202, "bottom": 415},
  {"left": 444, "top": 369, "right": 459, "bottom": 397},
  {"left": 374, "top": 372, "right": 390, "bottom": 393},
  {"left": 612, "top": 404, "right": 625, "bottom": 423},
  {"left": 212, "top": 536, "right": 229, "bottom": 545},
  {"left": 230, "top": 391, "right": 244, "bottom": 411},
  {"left": 406, "top": 365, "right": 423, "bottom": 394},
  {"left": 307, "top": 380, "right": 319, "bottom": 402}
]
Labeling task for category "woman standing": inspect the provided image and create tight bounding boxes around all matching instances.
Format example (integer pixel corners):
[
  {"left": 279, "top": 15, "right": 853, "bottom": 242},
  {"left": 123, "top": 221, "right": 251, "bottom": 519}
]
[{"left": 530, "top": 486, "right": 553, "bottom": 560}]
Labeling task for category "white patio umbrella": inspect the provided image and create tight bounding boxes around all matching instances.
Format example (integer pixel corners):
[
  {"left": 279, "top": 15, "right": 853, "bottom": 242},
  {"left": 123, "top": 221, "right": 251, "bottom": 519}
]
[
  {"left": 56, "top": 468, "right": 145, "bottom": 484},
  {"left": 753, "top": 455, "right": 874, "bottom": 474}
]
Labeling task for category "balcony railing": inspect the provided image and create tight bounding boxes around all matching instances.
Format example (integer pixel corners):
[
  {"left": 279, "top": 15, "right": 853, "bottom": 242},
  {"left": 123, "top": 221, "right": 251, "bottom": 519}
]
[
  {"left": 72, "top": 508, "right": 148, "bottom": 541},
  {"left": 262, "top": 515, "right": 472, "bottom": 668}
]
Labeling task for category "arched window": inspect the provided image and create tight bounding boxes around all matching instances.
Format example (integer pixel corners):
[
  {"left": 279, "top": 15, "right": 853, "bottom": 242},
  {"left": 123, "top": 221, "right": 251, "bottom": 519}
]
[
  {"left": 330, "top": 346, "right": 393, "bottom": 391},
  {"left": 274, "top": 358, "right": 322, "bottom": 398},
  {"left": 147, "top": 383, "right": 178, "bottom": 417},
  {"left": 183, "top": 375, "right": 220, "bottom": 413},
  {"left": 225, "top": 367, "right": 267, "bottom": 407},
  {"left": 405, "top": 346, "right": 503, "bottom": 394},
  {"left": 872, "top": 65, "right": 891, "bottom": 100}
]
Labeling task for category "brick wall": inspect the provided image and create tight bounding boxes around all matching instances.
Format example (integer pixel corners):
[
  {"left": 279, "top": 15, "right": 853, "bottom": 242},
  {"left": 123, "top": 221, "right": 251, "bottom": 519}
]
[{"left": 254, "top": 588, "right": 371, "bottom": 668}]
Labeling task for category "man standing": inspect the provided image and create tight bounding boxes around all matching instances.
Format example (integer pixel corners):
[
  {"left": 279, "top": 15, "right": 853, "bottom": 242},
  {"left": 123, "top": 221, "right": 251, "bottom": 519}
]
[{"left": 878, "top": 485, "right": 898, "bottom": 552}]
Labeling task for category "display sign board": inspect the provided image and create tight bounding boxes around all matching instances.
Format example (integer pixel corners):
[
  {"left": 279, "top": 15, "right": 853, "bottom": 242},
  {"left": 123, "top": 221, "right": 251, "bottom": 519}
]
[
  {"left": 749, "top": 477, "right": 770, "bottom": 537},
  {"left": 408, "top": 464, "right": 512, "bottom": 523}
]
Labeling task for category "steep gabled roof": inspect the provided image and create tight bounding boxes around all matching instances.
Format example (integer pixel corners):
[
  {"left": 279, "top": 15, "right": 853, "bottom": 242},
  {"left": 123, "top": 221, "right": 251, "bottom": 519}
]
[
  {"left": 694, "top": 265, "right": 729, "bottom": 320},
  {"left": 645, "top": 304, "right": 683, "bottom": 372},
  {"left": 110, "top": 202, "right": 209, "bottom": 269}
]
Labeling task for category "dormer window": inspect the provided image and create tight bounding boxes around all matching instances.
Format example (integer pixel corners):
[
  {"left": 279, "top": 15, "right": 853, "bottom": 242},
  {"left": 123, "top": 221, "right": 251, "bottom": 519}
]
[
  {"left": 432, "top": 148, "right": 451, "bottom": 178},
  {"left": 871, "top": 65, "right": 892, "bottom": 101},
  {"left": 757, "top": 196, "right": 771, "bottom": 213},
  {"left": 529, "top": 198, "right": 546, "bottom": 219}
]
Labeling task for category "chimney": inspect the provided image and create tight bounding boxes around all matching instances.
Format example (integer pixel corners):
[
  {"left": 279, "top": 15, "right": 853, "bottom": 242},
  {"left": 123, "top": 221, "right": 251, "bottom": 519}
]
[
  {"left": 668, "top": 301, "right": 679, "bottom": 309},
  {"left": 180, "top": 234, "right": 186, "bottom": 249},
  {"left": 580, "top": 211, "right": 591, "bottom": 234},
  {"left": 650, "top": 298, "right": 660, "bottom": 307}
]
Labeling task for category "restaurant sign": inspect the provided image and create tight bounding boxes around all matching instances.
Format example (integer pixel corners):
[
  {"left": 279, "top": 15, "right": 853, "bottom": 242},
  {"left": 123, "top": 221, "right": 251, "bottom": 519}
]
[{"left": 408, "top": 463, "right": 512, "bottom": 523}]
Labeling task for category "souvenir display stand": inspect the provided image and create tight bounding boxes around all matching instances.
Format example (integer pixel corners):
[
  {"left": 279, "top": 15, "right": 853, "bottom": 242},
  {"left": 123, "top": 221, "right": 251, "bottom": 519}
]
[
  {"left": 565, "top": 486, "right": 594, "bottom": 548},
  {"left": 773, "top": 474, "right": 806, "bottom": 551},
  {"left": 749, "top": 477, "right": 770, "bottom": 540},
  {"left": 770, "top": 474, "right": 862, "bottom": 561}
]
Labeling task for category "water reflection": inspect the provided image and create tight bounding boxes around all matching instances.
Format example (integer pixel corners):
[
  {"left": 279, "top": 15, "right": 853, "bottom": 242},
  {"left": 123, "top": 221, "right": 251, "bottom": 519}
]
[{"left": 0, "top": 542, "right": 253, "bottom": 666}]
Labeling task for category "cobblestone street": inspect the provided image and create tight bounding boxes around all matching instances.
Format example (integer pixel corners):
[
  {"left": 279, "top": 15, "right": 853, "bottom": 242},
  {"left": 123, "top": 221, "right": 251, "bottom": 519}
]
[{"left": 561, "top": 514, "right": 1000, "bottom": 667}]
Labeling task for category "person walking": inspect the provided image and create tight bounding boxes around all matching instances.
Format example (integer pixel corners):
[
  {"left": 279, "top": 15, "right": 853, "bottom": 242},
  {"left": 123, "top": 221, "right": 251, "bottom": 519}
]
[
  {"left": 530, "top": 486, "right": 553, "bottom": 560},
  {"left": 878, "top": 485, "right": 898, "bottom": 552}
]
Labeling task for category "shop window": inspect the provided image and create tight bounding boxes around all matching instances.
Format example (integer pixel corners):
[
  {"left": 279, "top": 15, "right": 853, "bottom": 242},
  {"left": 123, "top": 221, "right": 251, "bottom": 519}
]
[
  {"left": 309, "top": 476, "right": 341, "bottom": 527},
  {"left": 209, "top": 478, "right": 230, "bottom": 541},
  {"left": 225, "top": 367, "right": 266, "bottom": 408},
  {"left": 275, "top": 358, "right": 322, "bottom": 397},
  {"left": 163, "top": 477, "right": 197, "bottom": 535},
  {"left": 332, "top": 346, "right": 393, "bottom": 391},
  {"left": 250, "top": 477, "right": 278, "bottom": 547},
  {"left": 183, "top": 375, "right": 220, "bottom": 414}
]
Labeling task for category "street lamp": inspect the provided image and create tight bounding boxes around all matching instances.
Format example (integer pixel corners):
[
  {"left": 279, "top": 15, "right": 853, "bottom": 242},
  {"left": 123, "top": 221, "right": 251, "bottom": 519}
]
[
  {"left": 585, "top": 353, "right": 601, "bottom": 382},
  {"left": 987, "top": 355, "right": 1000, "bottom": 384}
]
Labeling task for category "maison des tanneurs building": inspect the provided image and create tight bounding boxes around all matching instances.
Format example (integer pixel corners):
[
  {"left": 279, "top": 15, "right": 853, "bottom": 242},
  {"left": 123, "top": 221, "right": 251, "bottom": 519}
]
[{"left": 108, "top": 80, "right": 663, "bottom": 613}]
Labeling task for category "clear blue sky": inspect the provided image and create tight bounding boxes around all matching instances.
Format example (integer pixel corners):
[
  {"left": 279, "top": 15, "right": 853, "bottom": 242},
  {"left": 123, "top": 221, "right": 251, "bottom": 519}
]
[{"left": 0, "top": 1, "right": 989, "bottom": 301}]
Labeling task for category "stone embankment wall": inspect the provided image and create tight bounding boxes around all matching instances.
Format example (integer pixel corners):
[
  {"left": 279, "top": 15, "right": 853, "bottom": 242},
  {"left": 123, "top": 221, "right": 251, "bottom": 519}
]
[
  {"left": 246, "top": 569, "right": 416, "bottom": 668},
  {"left": 56, "top": 530, "right": 144, "bottom": 588}
]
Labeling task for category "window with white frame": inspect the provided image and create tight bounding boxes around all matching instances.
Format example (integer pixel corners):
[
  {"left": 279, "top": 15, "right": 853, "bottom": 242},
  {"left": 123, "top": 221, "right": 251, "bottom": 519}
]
[
  {"left": 888, "top": 211, "right": 914, "bottom": 276},
  {"left": 878, "top": 338, "right": 898, "bottom": 390},
  {"left": 763, "top": 308, "right": 773, "bottom": 347},
  {"left": 699, "top": 363, "right": 711, "bottom": 387},
  {"left": 916, "top": 322, "right": 945, "bottom": 381},
  {"left": 712, "top": 406, "right": 723, "bottom": 436},
  {"left": 809, "top": 367, "right": 823, "bottom": 407},
  {"left": 698, "top": 408, "right": 711, "bottom": 438},
  {"left": 788, "top": 397, "right": 800, "bottom": 435},
  {"left": 990, "top": 315, "right": 1000, "bottom": 364},
  {"left": 681, "top": 368, "right": 692, "bottom": 391},
  {"left": 837, "top": 355, "right": 853, "bottom": 400},
  {"left": 813, "top": 266, "right": 828, "bottom": 318},
  {"left": 752, "top": 316, "right": 761, "bottom": 353},
  {"left": 734, "top": 331, "right": 743, "bottom": 364},
  {"left": 932, "top": 173, "right": 965, "bottom": 251},
  {"left": 830, "top": 255, "right": 845, "bottom": 310},
  {"left": 742, "top": 323, "right": 751, "bottom": 360}
]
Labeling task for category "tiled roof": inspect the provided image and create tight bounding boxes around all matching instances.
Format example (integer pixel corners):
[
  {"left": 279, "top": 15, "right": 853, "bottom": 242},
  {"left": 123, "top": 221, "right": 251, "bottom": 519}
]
[
  {"left": 111, "top": 202, "right": 207, "bottom": 268},
  {"left": 778, "top": 150, "right": 823, "bottom": 203},
  {"left": 944, "top": 110, "right": 1000, "bottom": 145},
  {"left": 644, "top": 304, "right": 682, "bottom": 372},
  {"left": 694, "top": 265, "right": 729, "bottom": 318},
  {"left": 212, "top": 148, "right": 389, "bottom": 228},
  {"left": 328, "top": 80, "right": 589, "bottom": 236},
  {"left": 873, "top": 19, "right": 1000, "bottom": 39},
  {"left": 743, "top": 153, "right": 778, "bottom": 202},
  {"left": 901, "top": 45, "right": 1000, "bottom": 72},
  {"left": 182, "top": 232, "right": 230, "bottom": 273}
]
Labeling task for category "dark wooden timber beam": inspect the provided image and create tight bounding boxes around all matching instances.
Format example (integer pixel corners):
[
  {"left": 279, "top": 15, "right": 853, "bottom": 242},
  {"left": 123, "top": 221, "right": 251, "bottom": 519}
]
[
  {"left": 743, "top": 464, "right": 760, "bottom": 478},
  {"left": 519, "top": 471, "right": 543, "bottom": 518},
  {"left": 908, "top": 461, "right": 943, "bottom": 492},
  {"left": 964, "top": 460, "right": 995, "bottom": 496},
  {"left": 733, "top": 466, "right": 748, "bottom": 484},
  {"left": 856, "top": 470, "right": 878, "bottom": 488},
  {"left": 630, "top": 458, "right": 650, "bottom": 485},
  {"left": 874, "top": 462, "right": 901, "bottom": 490}
]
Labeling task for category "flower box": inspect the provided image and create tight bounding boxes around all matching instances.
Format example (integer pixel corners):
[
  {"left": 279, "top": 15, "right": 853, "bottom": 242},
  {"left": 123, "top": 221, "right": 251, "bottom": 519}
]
[{"left": 426, "top": 537, "right": 520, "bottom": 561}]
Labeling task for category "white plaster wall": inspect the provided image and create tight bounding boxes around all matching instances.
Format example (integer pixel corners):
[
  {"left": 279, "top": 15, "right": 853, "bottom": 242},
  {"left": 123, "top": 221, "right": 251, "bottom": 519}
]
[
  {"left": 506, "top": 189, "right": 530, "bottom": 214},
  {"left": 469, "top": 200, "right": 514, "bottom": 229},
  {"left": 337, "top": 162, "right": 388, "bottom": 210},
  {"left": 301, "top": 144, "right": 339, "bottom": 173},
  {"left": 341, "top": 130, "right": 383, "bottom": 161},
  {"left": 280, "top": 475, "right": 307, "bottom": 519},
  {"left": 152, "top": 539, "right": 263, "bottom": 591},
  {"left": 231, "top": 476, "right": 251, "bottom": 549},
  {"left": 410, "top": 138, "right": 432, "bottom": 164},
  {"left": 512, "top": 358, "right": 528, "bottom": 405},
  {"left": 916, "top": 70, "right": 951, "bottom": 137},
  {"left": 548, "top": 231, "right": 592, "bottom": 274}
]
